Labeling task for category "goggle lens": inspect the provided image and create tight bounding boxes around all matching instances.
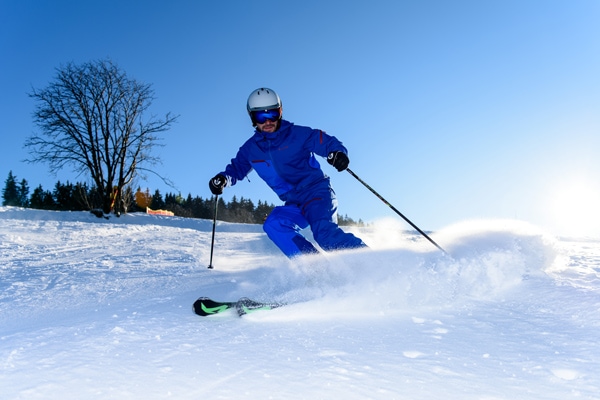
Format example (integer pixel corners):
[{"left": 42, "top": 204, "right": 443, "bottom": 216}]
[{"left": 251, "top": 108, "right": 281, "bottom": 124}]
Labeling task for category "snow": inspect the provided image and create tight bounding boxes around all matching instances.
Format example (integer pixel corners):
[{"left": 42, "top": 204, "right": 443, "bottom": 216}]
[{"left": 1, "top": 207, "right": 599, "bottom": 399}]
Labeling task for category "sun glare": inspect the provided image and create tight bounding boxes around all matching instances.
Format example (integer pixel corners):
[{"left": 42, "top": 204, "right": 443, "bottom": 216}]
[{"left": 546, "top": 177, "right": 600, "bottom": 238}]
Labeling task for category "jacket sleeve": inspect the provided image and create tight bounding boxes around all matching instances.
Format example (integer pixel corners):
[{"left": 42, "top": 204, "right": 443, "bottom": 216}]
[
  {"left": 306, "top": 128, "right": 348, "bottom": 158},
  {"left": 220, "top": 142, "right": 253, "bottom": 187}
]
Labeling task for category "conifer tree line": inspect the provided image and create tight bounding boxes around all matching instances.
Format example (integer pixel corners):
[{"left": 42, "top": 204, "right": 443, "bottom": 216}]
[{"left": 2, "top": 171, "right": 364, "bottom": 226}]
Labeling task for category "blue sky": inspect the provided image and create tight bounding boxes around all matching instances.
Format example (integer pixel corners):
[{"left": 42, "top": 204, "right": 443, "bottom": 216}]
[{"left": 2, "top": 0, "right": 599, "bottom": 238}]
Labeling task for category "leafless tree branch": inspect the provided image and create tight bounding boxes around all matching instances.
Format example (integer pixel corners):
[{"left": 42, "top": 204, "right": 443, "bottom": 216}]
[{"left": 25, "top": 59, "right": 178, "bottom": 215}]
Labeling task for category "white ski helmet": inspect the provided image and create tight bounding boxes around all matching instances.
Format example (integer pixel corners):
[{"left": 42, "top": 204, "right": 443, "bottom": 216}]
[{"left": 246, "top": 87, "right": 282, "bottom": 113}]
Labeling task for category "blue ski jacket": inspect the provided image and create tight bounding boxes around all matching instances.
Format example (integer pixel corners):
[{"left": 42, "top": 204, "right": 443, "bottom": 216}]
[{"left": 221, "top": 120, "right": 348, "bottom": 202}]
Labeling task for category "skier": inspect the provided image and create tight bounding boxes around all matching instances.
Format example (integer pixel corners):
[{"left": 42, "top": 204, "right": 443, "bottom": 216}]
[{"left": 208, "top": 87, "right": 367, "bottom": 258}]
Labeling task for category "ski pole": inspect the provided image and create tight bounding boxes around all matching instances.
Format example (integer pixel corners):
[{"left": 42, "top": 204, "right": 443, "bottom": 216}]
[
  {"left": 346, "top": 168, "right": 448, "bottom": 255},
  {"left": 208, "top": 194, "right": 219, "bottom": 269}
]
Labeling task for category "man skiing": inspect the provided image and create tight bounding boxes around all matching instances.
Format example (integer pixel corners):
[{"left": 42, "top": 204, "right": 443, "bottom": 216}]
[{"left": 208, "top": 87, "right": 367, "bottom": 258}]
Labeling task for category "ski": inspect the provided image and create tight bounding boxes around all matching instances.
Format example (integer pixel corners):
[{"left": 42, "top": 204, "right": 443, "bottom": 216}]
[
  {"left": 193, "top": 297, "right": 236, "bottom": 316},
  {"left": 193, "top": 297, "right": 285, "bottom": 317},
  {"left": 236, "top": 297, "right": 285, "bottom": 316}
]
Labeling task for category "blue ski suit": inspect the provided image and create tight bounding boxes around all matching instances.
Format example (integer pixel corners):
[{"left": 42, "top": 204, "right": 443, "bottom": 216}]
[{"left": 219, "top": 120, "right": 366, "bottom": 258}]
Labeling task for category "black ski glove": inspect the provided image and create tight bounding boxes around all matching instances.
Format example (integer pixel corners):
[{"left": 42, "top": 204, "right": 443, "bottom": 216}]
[
  {"left": 209, "top": 174, "right": 227, "bottom": 195},
  {"left": 327, "top": 151, "right": 349, "bottom": 172}
]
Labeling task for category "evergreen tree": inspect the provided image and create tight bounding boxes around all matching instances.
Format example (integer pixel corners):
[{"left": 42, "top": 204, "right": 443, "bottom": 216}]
[
  {"left": 30, "top": 185, "right": 48, "bottom": 209},
  {"left": 2, "top": 171, "right": 20, "bottom": 206},
  {"left": 18, "top": 179, "right": 30, "bottom": 207},
  {"left": 236, "top": 197, "right": 256, "bottom": 223},
  {"left": 189, "top": 195, "right": 211, "bottom": 219},
  {"left": 53, "top": 181, "right": 76, "bottom": 210},
  {"left": 241, "top": 197, "right": 255, "bottom": 215},
  {"left": 216, "top": 197, "right": 227, "bottom": 218},
  {"left": 164, "top": 191, "right": 190, "bottom": 217},
  {"left": 150, "top": 189, "right": 165, "bottom": 209}
]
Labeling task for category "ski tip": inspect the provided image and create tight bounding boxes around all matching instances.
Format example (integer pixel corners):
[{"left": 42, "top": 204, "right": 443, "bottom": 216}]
[{"left": 193, "top": 297, "right": 234, "bottom": 317}]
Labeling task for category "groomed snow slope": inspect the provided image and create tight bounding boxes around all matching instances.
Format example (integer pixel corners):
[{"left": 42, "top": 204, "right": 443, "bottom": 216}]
[{"left": 1, "top": 207, "right": 599, "bottom": 399}]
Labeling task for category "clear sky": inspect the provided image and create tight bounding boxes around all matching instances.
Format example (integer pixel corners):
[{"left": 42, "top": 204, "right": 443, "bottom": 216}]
[{"left": 2, "top": 0, "right": 599, "bottom": 238}]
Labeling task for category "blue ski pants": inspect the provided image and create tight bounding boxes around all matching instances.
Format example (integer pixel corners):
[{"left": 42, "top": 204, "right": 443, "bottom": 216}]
[{"left": 263, "top": 180, "right": 366, "bottom": 258}]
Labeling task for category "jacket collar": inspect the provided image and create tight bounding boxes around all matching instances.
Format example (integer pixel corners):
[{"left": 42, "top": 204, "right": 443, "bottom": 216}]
[{"left": 253, "top": 120, "right": 293, "bottom": 142}]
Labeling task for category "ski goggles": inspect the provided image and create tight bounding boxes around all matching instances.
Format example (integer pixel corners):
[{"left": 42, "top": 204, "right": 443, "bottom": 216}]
[{"left": 250, "top": 108, "right": 281, "bottom": 124}]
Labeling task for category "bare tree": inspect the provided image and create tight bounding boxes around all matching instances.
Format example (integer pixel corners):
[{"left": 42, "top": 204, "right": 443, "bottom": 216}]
[{"left": 25, "top": 59, "right": 178, "bottom": 215}]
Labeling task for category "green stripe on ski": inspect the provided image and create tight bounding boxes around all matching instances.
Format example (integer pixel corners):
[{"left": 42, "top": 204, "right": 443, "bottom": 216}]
[{"left": 193, "top": 297, "right": 235, "bottom": 316}]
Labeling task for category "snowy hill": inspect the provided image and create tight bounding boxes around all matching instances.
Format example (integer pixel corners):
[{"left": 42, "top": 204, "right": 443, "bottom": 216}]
[{"left": 1, "top": 206, "right": 599, "bottom": 399}]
